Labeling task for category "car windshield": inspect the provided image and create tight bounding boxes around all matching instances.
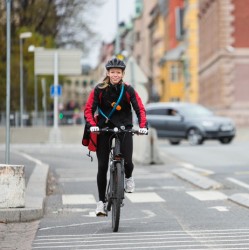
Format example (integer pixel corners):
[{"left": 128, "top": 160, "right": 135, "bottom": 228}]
[{"left": 180, "top": 105, "right": 213, "bottom": 117}]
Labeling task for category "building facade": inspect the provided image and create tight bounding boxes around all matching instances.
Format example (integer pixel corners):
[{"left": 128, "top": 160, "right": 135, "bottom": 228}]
[
  {"left": 183, "top": 0, "right": 199, "bottom": 103},
  {"left": 132, "top": 0, "right": 157, "bottom": 101},
  {"left": 199, "top": 0, "right": 249, "bottom": 125},
  {"left": 159, "top": 0, "right": 185, "bottom": 102}
]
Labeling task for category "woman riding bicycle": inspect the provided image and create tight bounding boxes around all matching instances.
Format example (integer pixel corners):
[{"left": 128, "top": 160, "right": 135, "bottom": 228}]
[{"left": 84, "top": 57, "right": 148, "bottom": 216}]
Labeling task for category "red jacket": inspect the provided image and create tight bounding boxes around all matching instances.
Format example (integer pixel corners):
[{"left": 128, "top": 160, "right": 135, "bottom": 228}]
[{"left": 84, "top": 82, "right": 147, "bottom": 128}]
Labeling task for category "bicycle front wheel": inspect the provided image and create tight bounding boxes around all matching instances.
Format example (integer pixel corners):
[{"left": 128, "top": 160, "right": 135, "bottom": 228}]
[{"left": 112, "top": 162, "right": 123, "bottom": 232}]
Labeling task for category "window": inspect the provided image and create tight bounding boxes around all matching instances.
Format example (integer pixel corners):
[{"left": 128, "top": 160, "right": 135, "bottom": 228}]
[
  {"left": 170, "top": 97, "right": 180, "bottom": 102},
  {"left": 147, "top": 108, "right": 167, "bottom": 115},
  {"left": 175, "top": 7, "right": 184, "bottom": 40},
  {"left": 170, "top": 64, "right": 179, "bottom": 82},
  {"left": 83, "top": 80, "right": 87, "bottom": 87}
]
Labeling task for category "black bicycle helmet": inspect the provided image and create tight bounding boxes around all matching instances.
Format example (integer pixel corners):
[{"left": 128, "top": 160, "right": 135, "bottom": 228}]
[{"left": 105, "top": 58, "right": 126, "bottom": 70}]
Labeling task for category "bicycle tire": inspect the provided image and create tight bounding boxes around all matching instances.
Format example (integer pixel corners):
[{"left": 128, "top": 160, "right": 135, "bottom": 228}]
[
  {"left": 106, "top": 181, "right": 112, "bottom": 212},
  {"left": 112, "top": 162, "right": 123, "bottom": 232}
]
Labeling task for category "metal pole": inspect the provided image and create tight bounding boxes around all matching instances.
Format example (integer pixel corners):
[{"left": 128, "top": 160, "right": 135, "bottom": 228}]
[
  {"left": 44, "top": 80, "right": 47, "bottom": 127},
  {"left": 34, "top": 74, "right": 38, "bottom": 125},
  {"left": 5, "top": 0, "right": 11, "bottom": 164},
  {"left": 41, "top": 78, "right": 47, "bottom": 126},
  {"left": 20, "top": 38, "right": 24, "bottom": 127},
  {"left": 53, "top": 52, "right": 58, "bottom": 128},
  {"left": 115, "top": 0, "right": 120, "bottom": 55}
]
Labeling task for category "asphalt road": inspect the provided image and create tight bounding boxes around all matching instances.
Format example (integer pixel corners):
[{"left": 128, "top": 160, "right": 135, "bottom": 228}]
[
  {"left": 12, "top": 138, "right": 249, "bottom": 250},
  {"left": 158, "top": 138, "right": 249, "bottom": 193}
]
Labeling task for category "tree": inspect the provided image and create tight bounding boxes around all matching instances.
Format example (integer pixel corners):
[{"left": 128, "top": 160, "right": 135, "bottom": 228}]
[{"left": 0, "top": 0, "right": 103, "bottom": 112}]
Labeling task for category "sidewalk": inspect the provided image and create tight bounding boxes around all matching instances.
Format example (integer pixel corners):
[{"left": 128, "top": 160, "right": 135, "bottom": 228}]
[
  {"left": 0, "top": 158, "right": 49, "bottom": 223},
  {"left": 0, "top": 151, "right": 49, "bottom": 250}
]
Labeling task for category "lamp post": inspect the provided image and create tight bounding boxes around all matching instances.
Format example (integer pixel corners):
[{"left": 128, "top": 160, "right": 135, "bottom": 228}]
[
  {"left": 5, "top": 0, "right": 11, "bottom": 164},
  {"left": 28, "top": 45, "right": 38, "bottom": 125},
  {"left": 19, "top": 32, "right": 32, "bottom": 127}
]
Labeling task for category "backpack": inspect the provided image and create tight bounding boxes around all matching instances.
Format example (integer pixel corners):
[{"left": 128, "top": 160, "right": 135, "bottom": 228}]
[{"left": 82, "top": 115, "right": 98, "bottom": 153}]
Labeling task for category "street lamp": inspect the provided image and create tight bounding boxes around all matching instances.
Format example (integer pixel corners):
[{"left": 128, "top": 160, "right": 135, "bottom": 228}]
[
  {"left": 19, "top": 32, "right": 32, "bottom": 127},
  {"left": 28, "top": 45, "right": 38, "bottom": 126}
]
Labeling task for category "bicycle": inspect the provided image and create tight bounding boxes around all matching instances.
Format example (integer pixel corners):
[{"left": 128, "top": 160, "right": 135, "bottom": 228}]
[{"left": 98, "top": 126, "right": 139, "bottom": 232}]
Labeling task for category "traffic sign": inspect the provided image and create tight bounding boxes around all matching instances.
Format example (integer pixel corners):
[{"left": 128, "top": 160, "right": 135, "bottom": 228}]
[
  {"left": 50, "top": 84, "right": 62, "bottom": 97},
  {"left": 35, "top": 49, "right": 82, "bottom": 75}
]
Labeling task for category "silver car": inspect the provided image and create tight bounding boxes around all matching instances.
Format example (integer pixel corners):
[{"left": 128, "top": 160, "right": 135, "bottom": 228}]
[{"left": 146, "top": 102, "right": 236, "bottom": 145}]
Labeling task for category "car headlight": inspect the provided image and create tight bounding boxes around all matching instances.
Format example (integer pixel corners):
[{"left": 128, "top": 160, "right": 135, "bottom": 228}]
[
  {"left": 202, "top": 121, "right": 215, "bottom": 127},
  {"left": 220, "top": 124, "right": 234, "bottom": 131}
]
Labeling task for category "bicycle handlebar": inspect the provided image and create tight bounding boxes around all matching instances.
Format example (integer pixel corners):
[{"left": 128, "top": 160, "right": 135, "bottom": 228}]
[
  {"left": 100, "top": 127, "right": 140, "bottom": 134},
  {"left": 88, "top": 127, "right": 142, "bottom": 135}
]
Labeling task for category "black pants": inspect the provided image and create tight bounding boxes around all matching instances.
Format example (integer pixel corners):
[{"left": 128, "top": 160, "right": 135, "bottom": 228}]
[{"left": 96, "top": 132, "right": 134, "bottom": 202}]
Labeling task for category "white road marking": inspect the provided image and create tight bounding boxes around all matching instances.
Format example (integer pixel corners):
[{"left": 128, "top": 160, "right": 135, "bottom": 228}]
[
  {"left": 125, "top": 192, "right": 165, "bottom": 203},
  {"left": 227, "top": 177, "right": 249, "bottom": 190},
  {"left": 14, "top": 150, "right": 43, "bottom": 165},
  {"left": 32, "top": 229, "right": 249, "bottom": 250},
  {"left": 136, "top": 186, "right": 185, "bottom": 191},
  {"left": 52, "top": 208, "right": 91, "bottom": 214},
  {"left": 38, "top": 211, "right": 158, "bottom": 231},
  {"left": 235, "top": 171, "right": 249, "bottom": 175},
  {"left": 141, "top": 210, "right": 156, "bottom": 218},
  {"left": 180, "top": 162, "right": 214, "bottom": 175},
  {"left": 186, "top": 191, "right": 227, "bottom": 201},
  {"left": 134, "top": 173, "right": 172, "bottom": 179},
  {"left": 88, "top": 211, "right": 96, "bottom": 217},
  {"left": 59, "top": 177, "right": 96, "bottom": 182},
  {"left": 81, "top": 211, "right": 96, "bottom": 217},
  {"left": 34, "top": 229, "right": 249, "bottom": 249},
  {"left": 209, "top": 206, "right": 229, "bottom": 212},
  {"left": 62, "top": 194, "right": 96, "bottom": 205},
  {"left": 36, "top": 228, "right": 249, "bottom": 237}
]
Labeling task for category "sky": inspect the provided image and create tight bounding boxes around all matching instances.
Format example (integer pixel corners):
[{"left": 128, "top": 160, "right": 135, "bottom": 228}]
[{"left": 85, "top": 0, "right": 136, "bottom": 67}]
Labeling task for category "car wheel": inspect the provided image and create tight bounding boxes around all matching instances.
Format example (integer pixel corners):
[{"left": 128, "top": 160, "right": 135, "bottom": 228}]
[
  {"left": 169, "top": 139, "right": 181, "bottom": 145},
  {"left": 187, "top": 128, "right": 203, "bottom": 145},
  {"left": 219, "top": 137, "right": 233, "bottom": 144}
]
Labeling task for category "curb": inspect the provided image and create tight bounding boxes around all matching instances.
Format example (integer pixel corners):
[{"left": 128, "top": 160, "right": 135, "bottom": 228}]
[
  {"left": 228, "top": 193, "right": 249, "bottom": 209},
  {"left": 172, "top": 168, "right": 222, "bottom": 190},
  {"left": 0, "top": 163, "right": 49, "bottom": 223}
]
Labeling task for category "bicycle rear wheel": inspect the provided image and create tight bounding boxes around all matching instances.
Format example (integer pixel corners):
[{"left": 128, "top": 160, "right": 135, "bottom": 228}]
[{"left": 112, "top": 162, "right": 123, "bottom": 232}]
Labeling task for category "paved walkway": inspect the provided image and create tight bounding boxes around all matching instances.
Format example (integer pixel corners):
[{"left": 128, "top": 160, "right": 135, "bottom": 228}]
[{"left": 0, "top": 221, "right": 39, "bottom": 250}]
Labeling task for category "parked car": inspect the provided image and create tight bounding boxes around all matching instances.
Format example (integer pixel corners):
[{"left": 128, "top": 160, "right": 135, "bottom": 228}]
[{"left": 146, "top": 102, "right": 236, "bottom": 145}]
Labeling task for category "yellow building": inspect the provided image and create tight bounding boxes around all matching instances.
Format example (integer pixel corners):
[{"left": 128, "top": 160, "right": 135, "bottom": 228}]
[
  {"left": 159, "top": 1, "right": 185, "bottom": 102},
  {"left": 158, "top": 0, "right": 199, "bottom": 103},
  {"left": 160, "top": 44, "right": 185, "bottom": 102},
  {"left": 182, "top": 0, "right": 199, "bottom": 103}
]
